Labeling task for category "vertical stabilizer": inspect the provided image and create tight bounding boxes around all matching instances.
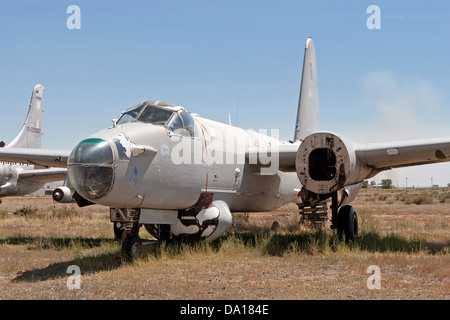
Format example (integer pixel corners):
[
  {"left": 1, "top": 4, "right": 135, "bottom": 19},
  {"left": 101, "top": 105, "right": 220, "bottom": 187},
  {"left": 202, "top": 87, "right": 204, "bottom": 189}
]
[
  {"left": 6, "top": 84, "right": 44, "bottom": 148},
  {"left": 293, "top": 38, "right": 319, "bottom": 142}
]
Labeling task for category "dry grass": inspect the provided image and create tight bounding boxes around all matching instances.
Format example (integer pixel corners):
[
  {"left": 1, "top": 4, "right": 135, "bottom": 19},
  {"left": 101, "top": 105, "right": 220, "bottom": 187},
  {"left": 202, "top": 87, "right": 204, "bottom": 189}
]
[{"left": 0, "top": 190, "right": 448, "bottom": 300}]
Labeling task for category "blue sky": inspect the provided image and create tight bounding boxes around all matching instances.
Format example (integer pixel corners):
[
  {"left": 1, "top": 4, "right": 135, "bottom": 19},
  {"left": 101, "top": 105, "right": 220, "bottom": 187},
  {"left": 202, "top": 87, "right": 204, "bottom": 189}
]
[{"left": 1, "top": 0, "right": 449, "bottom": 187}]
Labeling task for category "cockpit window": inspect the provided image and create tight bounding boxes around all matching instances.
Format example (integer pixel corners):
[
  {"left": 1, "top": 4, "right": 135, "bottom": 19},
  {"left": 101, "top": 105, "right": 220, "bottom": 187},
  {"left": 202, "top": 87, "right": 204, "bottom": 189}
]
[
  {"left": 167, "top": 111, "right": 197, "bottom": 137},
  {"left": 137, "top": 105, "right": 173, "bottom": 125},
  {"left": 116, "top": 104, "right": 144, "bottom": 125},
  {"left": 116, "top": 103, "right": 174, "bottom": 126},
  {"left": 180, "top": 110, "right": 196, "bottom": 137},
  {"left": 115, "top": 101, "right": 197, "bottom": 137},
  {"left": 167, "top": 113, "right": 184, "bottom": 134}
]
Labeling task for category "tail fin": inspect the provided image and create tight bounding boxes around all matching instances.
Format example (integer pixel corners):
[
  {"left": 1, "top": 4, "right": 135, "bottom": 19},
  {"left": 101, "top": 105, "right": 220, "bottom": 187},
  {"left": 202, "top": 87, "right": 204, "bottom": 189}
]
[
  {"left": 293, "top": 38, "right": 319, "bottom": 142},
  {"left": 6, "top": 84, "right": 44, "bottom": 148}
]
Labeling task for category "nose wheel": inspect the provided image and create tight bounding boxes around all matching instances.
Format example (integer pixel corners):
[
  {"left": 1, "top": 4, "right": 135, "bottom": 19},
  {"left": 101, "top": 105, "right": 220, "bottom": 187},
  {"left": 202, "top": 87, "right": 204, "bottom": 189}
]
[
  {"left": 121, "top": 234, "right": 143, "bottom": 261},
  {"left": 120, "top": 223, "right": 143, "bottom": 261}
]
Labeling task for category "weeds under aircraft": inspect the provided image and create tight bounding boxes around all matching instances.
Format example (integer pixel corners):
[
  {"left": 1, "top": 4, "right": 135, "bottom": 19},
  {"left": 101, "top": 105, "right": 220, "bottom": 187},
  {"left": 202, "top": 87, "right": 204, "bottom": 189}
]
[
  {"left": 0, "top": 85, "right": 66, "bottom": 204},
  {"left": 0, "top": 38, "right": 449, "bottom": 260}
]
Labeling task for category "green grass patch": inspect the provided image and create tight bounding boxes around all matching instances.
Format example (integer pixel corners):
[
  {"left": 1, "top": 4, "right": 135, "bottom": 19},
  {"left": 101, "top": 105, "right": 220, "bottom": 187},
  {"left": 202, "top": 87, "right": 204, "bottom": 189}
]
[{"left": 140, "top": 225, "right": 447, "bottom": 261}]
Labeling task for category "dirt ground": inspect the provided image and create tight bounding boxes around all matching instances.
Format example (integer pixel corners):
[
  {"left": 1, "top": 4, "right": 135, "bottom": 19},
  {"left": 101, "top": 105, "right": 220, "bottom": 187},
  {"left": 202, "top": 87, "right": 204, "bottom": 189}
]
[{"left": 0, "top": 189, "right": 448, "bottom": 301}]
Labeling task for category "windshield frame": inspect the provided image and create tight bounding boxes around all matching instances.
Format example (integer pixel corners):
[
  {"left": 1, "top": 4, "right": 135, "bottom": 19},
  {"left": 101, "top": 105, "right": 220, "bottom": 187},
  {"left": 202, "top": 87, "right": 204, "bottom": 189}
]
[
  {"left": 166, "top": 110, "right": 198, "bottom": 138},
  {"left": 116, "top": 102, "right": 175, "bottom": 126},
  {"left": 136, "top": 105, "right": 174, "bottom": 125},
  {"left": 116, "top": 103, "right": 145, "bottom": 125}
]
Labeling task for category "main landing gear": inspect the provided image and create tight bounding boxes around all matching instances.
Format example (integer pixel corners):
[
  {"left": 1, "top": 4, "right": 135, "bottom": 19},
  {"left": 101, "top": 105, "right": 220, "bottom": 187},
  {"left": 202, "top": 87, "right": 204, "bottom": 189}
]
[
  {"left": 299, "top": 190, "right": 359, "bottom": 241},
  {"left": 330, "top": 192, "right": 359, "bottom": 242}
]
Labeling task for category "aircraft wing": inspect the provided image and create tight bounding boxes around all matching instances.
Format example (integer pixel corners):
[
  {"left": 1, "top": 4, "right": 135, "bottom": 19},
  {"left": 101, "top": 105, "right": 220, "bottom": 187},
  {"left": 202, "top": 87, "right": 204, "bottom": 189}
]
[
  {"left": 247, "top": 137, "right": 450, "bottom": 180},
  {"left": 355, "top": 137, "right": 450, "bottom": 176},
  {"left": 246, "top": 143, "right": 299, "bottom": 172},
  {"left": 18, "top": 167, "right": 67, "bottom": 184},
  {"left": 0, "top": 148, "right": 70, "bottom": 168}
]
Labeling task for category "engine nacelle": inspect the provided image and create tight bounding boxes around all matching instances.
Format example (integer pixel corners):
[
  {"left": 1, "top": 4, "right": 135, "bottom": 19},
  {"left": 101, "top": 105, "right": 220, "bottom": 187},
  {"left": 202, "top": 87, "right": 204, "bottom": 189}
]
[
  {"left": 0, "top": 166, "right": 18, "bottom": 196},
  {"left": 52, "top": 186, "right": 75, "bottom": 203},
  {"left": 295, "top": 132, "right": 371, "bottom": 196},
  {"left": 145, "top": 200, "right": 233, "bottom": 241}
]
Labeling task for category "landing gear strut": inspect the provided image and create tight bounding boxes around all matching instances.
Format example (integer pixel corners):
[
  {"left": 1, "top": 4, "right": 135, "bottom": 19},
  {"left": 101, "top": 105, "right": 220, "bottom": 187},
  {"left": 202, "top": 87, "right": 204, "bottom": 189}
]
[
  {"left": 330, "top": 192, "right": 339, "bottom": 230},
  {"left": 110, "top": 208, "right": 144, "bottom": 261},
  {"left": 113, "top": 222, "right": 124, "bottom": 241}
]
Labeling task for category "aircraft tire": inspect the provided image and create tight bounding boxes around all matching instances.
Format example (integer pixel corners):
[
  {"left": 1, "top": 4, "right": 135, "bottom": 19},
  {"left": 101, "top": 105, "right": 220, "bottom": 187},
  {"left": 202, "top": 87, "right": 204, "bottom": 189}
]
[
  {"left": 337, "top": 205, "right": 358, "bottom": 242},
  {"left": 121, "top": 234, "right": 143, "bottom": 261},
  {"left": 113, "top": 222, "right": 124, "bottom": 241}
]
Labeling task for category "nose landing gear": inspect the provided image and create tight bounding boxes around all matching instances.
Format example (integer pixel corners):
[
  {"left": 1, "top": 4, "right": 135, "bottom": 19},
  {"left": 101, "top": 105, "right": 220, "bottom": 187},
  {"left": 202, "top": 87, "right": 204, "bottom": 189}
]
[
  {"left": 122, "top": 233, "right": 143, "bottom": 261},
  {"left": 120, "top": 223, "right": 143, "bottom": 261},
  {"left": 110, "top": 208, "right": 144, "bottom": 261}
]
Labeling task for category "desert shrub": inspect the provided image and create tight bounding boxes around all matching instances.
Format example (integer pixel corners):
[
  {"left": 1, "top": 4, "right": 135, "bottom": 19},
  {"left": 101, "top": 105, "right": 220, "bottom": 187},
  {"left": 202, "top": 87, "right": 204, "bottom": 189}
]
[
  {"left": 229, "top": 212, "right": 250, "bottom": 234},
  {"left": 13, "top": 206, "right": 39, "bottom": 217},
  {"left": 50, "top": 206, "right": 81, "bottom": 219},
  {"left": 411, "top": 194, "right": 432, "bottom": 205},
  {"left": 438, "top": 192, "right": 450, "bottom": 203},
  {"left": 396, "top": 192, "right": 408, "bottom": 202},
  {"left": 0, "top": 210, "right": 9, "bottom": 219}
]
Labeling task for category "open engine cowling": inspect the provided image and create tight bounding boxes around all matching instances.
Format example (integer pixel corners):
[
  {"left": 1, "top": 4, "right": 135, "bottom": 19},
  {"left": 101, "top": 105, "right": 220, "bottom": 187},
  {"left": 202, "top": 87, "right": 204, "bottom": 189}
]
[{"left": 295, "top": 132, "right": 371, "bottom": 196}]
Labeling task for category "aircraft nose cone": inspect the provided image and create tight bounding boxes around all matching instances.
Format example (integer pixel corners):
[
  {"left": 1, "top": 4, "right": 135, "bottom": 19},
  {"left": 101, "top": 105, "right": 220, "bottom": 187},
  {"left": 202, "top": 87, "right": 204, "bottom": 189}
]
[{"left": 67, "top": 138, "right": 115, "bottom": 201}]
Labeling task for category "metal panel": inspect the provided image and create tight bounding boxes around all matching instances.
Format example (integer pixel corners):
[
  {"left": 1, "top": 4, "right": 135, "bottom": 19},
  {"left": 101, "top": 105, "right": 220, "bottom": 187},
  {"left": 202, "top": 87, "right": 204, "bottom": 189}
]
[{"left": 139, "top": 208, "right": 178, "bottom": 224}]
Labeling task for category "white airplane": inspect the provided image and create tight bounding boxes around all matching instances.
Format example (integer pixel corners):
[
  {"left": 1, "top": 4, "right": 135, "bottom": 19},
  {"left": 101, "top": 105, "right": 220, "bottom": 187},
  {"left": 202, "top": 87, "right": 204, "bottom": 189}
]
[
  {"left": 0, "top": 84, "right": 67, "bottom": 204},
  {"left": 0, "top": 39, "right": 449, "bottom": 259}
]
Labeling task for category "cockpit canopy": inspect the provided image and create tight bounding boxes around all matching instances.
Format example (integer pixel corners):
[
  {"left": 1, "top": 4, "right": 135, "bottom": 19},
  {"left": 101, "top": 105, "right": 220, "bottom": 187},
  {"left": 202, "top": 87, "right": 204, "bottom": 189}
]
[{"left": 116, "top": 101, "right": 197, "bottom": 137}]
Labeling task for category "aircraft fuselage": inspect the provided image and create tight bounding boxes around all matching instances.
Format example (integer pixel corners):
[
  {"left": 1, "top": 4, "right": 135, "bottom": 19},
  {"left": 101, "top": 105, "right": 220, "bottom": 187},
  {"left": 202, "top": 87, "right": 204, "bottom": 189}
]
[{"left": 67, "top": 107, "right": 301, "bottom": 213}]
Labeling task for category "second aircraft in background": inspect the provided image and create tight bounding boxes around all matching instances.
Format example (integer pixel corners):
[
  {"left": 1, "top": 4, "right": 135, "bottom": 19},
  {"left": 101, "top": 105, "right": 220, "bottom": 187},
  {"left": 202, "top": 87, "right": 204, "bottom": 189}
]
[{"left": 0, "top": 84, "right": 66, "bottom": 204}]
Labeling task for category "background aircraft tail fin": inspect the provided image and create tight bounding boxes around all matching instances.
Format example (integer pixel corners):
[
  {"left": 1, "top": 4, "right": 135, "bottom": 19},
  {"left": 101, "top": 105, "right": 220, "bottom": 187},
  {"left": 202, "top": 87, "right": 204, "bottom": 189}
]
[
  {"left": 293, "top": 37, "right": 319, "bottom": 142},
  {"left": 6, "top": 84, "right": 44, "bottom": 149}
]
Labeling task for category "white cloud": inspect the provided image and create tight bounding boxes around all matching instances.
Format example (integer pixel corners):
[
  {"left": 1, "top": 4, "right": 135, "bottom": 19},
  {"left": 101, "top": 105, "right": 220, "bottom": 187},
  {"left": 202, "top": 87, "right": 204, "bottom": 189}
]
[
  {"left": 354, "top": 70, "right": 450, "bottom": 142},
  {"left": 348, "top": 71, "right": 450, "bottom": 187}
]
